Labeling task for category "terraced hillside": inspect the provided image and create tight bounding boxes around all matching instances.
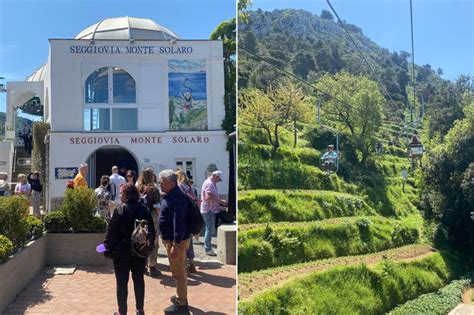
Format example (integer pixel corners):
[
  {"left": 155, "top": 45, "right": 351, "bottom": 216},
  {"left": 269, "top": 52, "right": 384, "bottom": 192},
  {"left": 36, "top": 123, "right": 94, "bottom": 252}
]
[{"left": 237, "top": 121, "right": 469, "bottom": 314}]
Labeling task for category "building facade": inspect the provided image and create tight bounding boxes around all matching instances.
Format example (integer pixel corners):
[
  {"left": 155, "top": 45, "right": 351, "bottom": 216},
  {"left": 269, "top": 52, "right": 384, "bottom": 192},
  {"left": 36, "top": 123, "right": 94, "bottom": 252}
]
[{"left": 4, "top": 17, "right": 228, "bottom": 210}]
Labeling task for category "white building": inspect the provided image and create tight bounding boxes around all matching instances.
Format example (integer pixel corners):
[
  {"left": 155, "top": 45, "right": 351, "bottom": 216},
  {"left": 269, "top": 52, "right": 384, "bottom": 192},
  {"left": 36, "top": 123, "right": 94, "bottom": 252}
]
[{"left": 3, "top": 17, "right": 228, "bottom": 210}]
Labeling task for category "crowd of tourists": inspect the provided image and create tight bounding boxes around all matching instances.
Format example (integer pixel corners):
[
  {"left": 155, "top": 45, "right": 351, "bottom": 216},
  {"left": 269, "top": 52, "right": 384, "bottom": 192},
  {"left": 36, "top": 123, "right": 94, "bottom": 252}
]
[{"left": 71, "top": 163, "right": 227, "bottom": 315}]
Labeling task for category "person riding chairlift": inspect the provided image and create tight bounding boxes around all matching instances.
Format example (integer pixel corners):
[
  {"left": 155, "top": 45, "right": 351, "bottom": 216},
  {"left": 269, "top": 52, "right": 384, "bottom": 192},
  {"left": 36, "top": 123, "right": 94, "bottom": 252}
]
[
  {"left": 321, "top": 145, "right": 338, "bottom": 173},
  {"left": 375, "top": 142, "right": 384, "bottom": 155}
]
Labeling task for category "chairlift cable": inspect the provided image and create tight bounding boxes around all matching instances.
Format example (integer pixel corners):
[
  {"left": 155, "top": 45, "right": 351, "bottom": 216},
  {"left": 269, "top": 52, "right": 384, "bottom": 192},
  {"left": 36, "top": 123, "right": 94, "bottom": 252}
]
[
  {"left": 409, "top": 0, "right": 417, "bottom": 122},
  {"left": 326, "top": 0, "right": 408, "bottom": 120},
  {"left": 241, "top": 47, "right": 374, "bottom": 123}
]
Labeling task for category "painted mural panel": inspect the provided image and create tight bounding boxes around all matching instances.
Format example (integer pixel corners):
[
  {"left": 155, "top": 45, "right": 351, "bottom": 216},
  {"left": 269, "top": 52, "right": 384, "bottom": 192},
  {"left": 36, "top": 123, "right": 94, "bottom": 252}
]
[{"left": 168, "top": 60, "right": 207, "bottom": 130}]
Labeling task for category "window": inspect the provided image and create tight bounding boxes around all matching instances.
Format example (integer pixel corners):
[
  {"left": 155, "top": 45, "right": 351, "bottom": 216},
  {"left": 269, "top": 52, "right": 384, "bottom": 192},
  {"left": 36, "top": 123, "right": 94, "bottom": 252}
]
[
  {"left": 84, "top": 108, "right": 110, "bottom": 131},
  {"left": 113, "top": 67, "right": 136, "bottom": 103},
  {"left": 112, "top": 108, "right": 137, "bottom": 130},
  {"left": 175, "top": 159, "right": 195, "bottom": 180},
  {"left": 84, "top": 67, "right": 137, "bottom": 131},
  {"left": 85, "top": 67, "right": 108, "bottom": 103}
]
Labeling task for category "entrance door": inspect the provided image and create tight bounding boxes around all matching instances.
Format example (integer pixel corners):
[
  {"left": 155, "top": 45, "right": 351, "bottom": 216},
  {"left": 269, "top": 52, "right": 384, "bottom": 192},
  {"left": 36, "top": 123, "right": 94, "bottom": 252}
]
[{"left": 86, "top": 146, "right": 139, "bottom": 188}]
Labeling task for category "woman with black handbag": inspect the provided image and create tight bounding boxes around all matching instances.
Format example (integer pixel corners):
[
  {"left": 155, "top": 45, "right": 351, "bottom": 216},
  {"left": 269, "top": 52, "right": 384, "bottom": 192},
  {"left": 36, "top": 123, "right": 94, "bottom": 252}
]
[{"left": 104, "top": 183, "right": 156, "bottom": 315}]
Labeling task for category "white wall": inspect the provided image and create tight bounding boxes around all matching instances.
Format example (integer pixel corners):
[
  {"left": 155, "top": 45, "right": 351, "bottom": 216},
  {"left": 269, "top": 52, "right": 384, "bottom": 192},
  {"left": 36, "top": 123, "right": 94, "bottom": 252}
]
[
  {"left": 48, "top": 131, "right": 229, "bottom": 203},
  {"left": 0, "top": 141, "right": 14, "bottom": 181},
  {"left": 49, "top": 40, "right": 225, "bottom": 132}
]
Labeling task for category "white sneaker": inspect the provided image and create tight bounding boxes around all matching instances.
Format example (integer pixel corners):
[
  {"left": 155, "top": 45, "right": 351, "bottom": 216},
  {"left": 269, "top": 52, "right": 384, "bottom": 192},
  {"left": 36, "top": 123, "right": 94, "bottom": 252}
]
[{"left": 205, "top": 250, "right": 217, "bottom": 256}]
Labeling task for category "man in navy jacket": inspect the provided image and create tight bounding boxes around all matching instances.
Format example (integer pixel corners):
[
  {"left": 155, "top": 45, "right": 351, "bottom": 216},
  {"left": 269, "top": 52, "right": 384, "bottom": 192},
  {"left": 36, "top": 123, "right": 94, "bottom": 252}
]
[{"left": 158, "top": 169, "right": 191, "bottom": 314}]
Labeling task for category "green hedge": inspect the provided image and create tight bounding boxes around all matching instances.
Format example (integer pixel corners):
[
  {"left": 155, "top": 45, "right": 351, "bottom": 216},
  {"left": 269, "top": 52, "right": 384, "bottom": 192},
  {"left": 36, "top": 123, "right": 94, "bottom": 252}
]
[
  {"left": 0, "top": 235, "right": 13, "bottom": 263},
  {"left": 0, "top": 196, "right": 30, "bottom": 248},
  {"left": 239, "top": 143, "right": 321, "bottom": 167},
  {"left": 44, "top": 211, "right": 70, "bottom": 232},
  {"left": 238, "top": 216, "right": 420, "bottom": 273},
  {"left": 25, "top": 216, "right": 43, "bottom": 240},
  {"left": 239, "top": 253, "right": 451, "bottom": 314},
  {"left": 238, "top": 157, "right": 356, "bottom": 192},
  {"left": 390, "top": 277, "right": 472, "bottom": 315},
  {"left": 61, "top": 187, "right": 105, "bottom": 232},
  {"left": 44, "top": 188, "right": 106, "bottom": 233},
  {"left": 44, "top": 210, "right": 107, "bottom": 233},
  {"left": 238, "top": 190, "right": 375, "bottom": 224}
]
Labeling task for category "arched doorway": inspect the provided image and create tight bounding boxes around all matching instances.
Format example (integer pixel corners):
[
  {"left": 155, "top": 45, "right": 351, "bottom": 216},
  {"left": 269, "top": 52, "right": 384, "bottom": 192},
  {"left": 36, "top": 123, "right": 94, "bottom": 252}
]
[{"left": 86, "top": 146, "right": 139, "bottom": 188}]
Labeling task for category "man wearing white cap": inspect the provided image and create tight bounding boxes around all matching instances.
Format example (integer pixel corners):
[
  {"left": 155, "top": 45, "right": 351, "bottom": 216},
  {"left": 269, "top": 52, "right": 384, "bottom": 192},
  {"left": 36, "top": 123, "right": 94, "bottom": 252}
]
[
  {"left": 200, "top": 170, "right": 224, "bottom": 256},
  {"left": 109, "top": 166, "right": 126, "bottom": 204}
]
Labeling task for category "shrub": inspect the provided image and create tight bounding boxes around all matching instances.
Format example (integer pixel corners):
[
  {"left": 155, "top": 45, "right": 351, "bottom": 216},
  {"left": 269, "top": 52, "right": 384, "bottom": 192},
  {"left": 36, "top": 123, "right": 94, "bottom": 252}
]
[
  {"left": 238, "top": 216, "right": 421, "bottom": 273},
  {"left": 0, "top": 196, "right": 30, "bottom": 248},
  {"left": 238, "top": 239, "right": 275, "bottom": 273},
  {"left": 239, "top": 253, "right": 451, "bottom": 314},
  {"left": 25, "top": 216, "right": 44, "bottom": 240},
  {"left": 89, "top": 216, "right": 107, "bottom": 233},
  {"left": 239, "top": 158, "right": 340, "bottom": 191},
  {"left": 32, "top": 122, "right": 50, "bottom": 192},
  {"left": 61, "top": 187, "right": 98, "bottom": 232},
  {"left": 238, "top": 190, "right": 375, "bottom": 224},
  {"left": 390, "top": 277, "right": 472, "bottom": 315},
  {"left": 0, "top": 235, "right": 13, "bottom": 263},
  {"left": 44, "top": 211, "right": 70, "bottom": 232}
]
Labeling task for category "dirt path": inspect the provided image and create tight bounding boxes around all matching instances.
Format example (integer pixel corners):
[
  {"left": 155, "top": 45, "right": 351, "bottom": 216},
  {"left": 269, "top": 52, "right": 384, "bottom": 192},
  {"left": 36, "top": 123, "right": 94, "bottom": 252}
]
[
  {"left": 239, "top": 244, "right": 436, "bottom": 300},
  {"left": 463, "top": 287, "right": 473, "bottom": 304}
]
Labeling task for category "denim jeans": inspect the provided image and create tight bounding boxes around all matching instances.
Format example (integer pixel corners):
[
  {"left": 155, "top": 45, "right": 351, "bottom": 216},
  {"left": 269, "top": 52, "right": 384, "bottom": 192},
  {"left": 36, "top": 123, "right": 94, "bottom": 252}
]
[{"left": 202, "top": 212, "right": 217, "bottom": 252}]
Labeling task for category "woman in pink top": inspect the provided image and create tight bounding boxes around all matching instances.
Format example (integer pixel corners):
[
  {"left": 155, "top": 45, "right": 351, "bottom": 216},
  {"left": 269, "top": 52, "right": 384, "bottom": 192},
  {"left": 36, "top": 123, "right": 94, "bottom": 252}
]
[{"left": 15, "top": 174, "right": 32, "bottom": 197}]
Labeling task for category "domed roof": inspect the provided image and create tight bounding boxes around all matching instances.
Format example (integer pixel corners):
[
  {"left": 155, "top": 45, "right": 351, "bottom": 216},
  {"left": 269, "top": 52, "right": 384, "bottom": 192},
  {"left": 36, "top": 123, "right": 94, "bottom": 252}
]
[
  {"left": 75, "top": 16, "right": 179, "bottom": 41},
  {"left": 27, "top": 64, "right": 46, "bottom": 82}
]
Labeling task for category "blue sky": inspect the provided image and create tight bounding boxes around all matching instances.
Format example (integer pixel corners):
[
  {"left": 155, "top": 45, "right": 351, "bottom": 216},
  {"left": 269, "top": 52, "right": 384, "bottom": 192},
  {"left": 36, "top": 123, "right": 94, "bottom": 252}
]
[
  {"left": 249, "top": 0, "right": 473, "bottom": 81},
  {"left": 0, "top": 0, "right": 235, "bottom": 118}
]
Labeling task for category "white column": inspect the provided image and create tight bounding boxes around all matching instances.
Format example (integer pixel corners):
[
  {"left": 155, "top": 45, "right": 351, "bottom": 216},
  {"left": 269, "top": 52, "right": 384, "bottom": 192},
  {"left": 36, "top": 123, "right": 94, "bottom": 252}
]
[{"left": 5, "top": 88, "right": 16, "bottom": 140}]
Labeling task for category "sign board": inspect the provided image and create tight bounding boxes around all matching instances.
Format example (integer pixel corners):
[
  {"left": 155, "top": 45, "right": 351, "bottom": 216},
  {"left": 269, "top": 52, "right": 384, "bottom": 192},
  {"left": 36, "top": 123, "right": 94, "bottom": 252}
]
[{"left": 55, "top": 167, "right": 78, "bottom": 179}]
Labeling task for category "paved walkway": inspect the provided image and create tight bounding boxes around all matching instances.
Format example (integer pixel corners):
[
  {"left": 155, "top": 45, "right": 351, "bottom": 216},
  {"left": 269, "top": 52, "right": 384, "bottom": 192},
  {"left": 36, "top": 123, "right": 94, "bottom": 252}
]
[
  {"left": 449, "top": 304, "right": 474, "bottom": 315},
  {"left": 4, "top": 239, "right": 236, "bottom": 315}
]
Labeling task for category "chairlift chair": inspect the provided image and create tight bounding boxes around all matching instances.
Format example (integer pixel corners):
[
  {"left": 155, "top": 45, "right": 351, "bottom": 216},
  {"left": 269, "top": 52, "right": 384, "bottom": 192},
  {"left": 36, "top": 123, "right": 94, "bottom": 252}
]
[
  {"left": 319, "top": 143, "right": 339, "bottom": 174},
  {"left": 316, "top": 98, "right": 340, "bottom": 174},
  {"left": 375, "top": 143, "right": 384, "bottom": 156},
  {"left": 408, "top": 139, "right": 424, "bottom": 169}
]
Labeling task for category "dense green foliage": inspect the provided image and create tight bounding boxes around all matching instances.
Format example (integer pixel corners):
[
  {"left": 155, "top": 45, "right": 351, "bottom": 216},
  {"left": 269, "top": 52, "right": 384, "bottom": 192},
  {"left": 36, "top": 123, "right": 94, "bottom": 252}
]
[
  {"left": 239, "top": 157, "right": 347, "bottom": 191},
  {"left": 239, "top": 216, "right": 420, "bottom": 272},
  {"left": 239, "top": 81, "right": 314, "bottom": 150},
  {"left": 239, "top": 9, "right": 445, "bottom": 116},
  {"left": 44, "top": 211, "right": 70, "bottom": 232},
  {"left": 58, "top": 188, "right": 106, "bottom": 232},
  {"left": 210, "top": 17, "right": 236, "bottom": 151},
  {"left": 32, "top": 122, "right": 50, "bottom": 188},
  {"left": 0, "top": 235, "right": 13, "bottom": 263},
  {"left": 0, "top": 197, "right": 44, "bottom": 261},
  {"left": 237, "top": 6, "right": 473, "bottom": 313},
  {"left": 25, "top": 216, "right": 44, "bottom": 240},
  {"left": 390, "top": 277, "right": 472, "bottom": 315},
  {"left": 316, "top": 72, "right": 384, "bottom": 165},
  {"left": 421, "top": 101, "right": 474, "bottom": 248},
  {"left": 0, "top": 196, "right": 30, "bottom": 249},
  {"left": 239, "top": 190, "right": 374, "bottom": 224},
  {"left": 239, "top": 253, "right": 453, "bottom": 314}
]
